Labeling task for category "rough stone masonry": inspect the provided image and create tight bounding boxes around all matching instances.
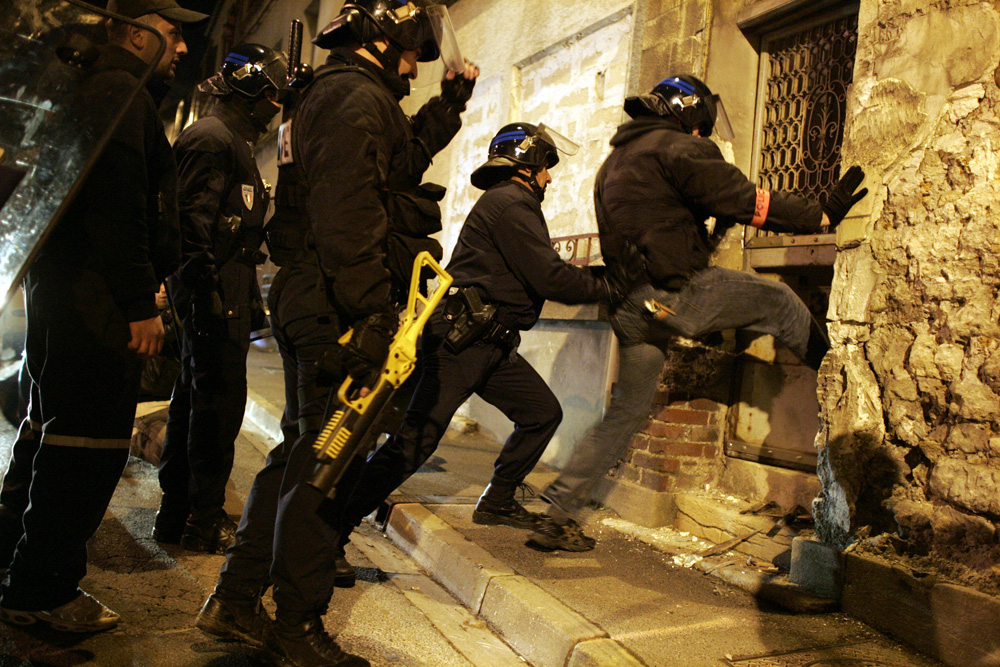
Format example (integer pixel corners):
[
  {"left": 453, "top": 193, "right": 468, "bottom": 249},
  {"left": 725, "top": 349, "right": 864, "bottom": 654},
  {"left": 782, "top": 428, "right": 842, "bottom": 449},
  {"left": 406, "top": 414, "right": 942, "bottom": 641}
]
[{"left": 819, "top": 0, "right": 1000, "bottom": 594}]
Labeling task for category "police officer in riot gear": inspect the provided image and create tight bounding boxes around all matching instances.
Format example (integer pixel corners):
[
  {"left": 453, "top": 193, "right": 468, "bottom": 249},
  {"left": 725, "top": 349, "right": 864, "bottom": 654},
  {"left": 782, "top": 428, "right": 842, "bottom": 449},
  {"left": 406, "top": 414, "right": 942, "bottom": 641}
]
[
  {"left": 335, "top": 122, "right": 632, "bottom": 561},
  {"left": 153, "top": 44, "right": 287, "bottom": 554},
  {"left": 531, "top": 74, "right": 868, "bottom": 552},
  {"left": 195, "top": 3, "right": 476, "bottom": 665}
]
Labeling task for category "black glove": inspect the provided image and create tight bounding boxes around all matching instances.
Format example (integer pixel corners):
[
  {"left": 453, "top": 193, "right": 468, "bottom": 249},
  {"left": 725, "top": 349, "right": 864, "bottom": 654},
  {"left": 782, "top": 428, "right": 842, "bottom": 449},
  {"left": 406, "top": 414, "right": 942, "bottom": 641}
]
[
  {"left": 440, "top": 67, "right": 476, "bottom": 110},
  {"left": 341, "top": 312, "right": 398, "bottom": 389},
  {"left": 192, "top": 291, "right": 226, "bottom": 339},
  {"left": 820, "top": 165, "right": 868, "bottom": 228},
  {"left": 596, "top": 241, "right": 648, "bottom": 306}
]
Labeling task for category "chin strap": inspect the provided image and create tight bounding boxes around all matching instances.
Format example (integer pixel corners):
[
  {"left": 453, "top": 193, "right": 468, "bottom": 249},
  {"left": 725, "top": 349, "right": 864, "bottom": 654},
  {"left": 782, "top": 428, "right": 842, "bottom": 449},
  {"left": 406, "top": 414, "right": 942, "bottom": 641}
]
[
  {"left": 518, "top": 169, "right": 547, "bottom": 202},
  {"left": 363, "top": 41, "right": 411, "bottom": 99}
]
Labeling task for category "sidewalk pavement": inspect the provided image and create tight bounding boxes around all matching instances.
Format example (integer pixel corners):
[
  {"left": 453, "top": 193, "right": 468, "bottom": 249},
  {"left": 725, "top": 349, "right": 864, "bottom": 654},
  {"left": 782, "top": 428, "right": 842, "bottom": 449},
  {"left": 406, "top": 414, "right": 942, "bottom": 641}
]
[{"left": 244, "top": 348, "right": 942, "bottom": 667}]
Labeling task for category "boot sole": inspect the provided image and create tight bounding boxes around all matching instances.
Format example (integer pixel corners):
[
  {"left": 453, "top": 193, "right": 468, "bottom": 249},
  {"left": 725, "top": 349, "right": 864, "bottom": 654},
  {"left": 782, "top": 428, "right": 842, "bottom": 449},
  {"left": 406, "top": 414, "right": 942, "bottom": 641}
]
[
  {"left": 195, "top": 613, "right": 266, "bottom": 647},
  {"left": 527, "top": 532, "right": 596, "bottom": 552},
  {"left": 151, "top": 528, "right": 183, "bottom": 545},
  {"left": 1, "top": 607, "right": 119, "bottom": 633},
  {"left": 181, "top": 536, "right": 232, "bottom": 554},
  {"left": 471, "top": 511, "right": 539, "bottom": 530}
]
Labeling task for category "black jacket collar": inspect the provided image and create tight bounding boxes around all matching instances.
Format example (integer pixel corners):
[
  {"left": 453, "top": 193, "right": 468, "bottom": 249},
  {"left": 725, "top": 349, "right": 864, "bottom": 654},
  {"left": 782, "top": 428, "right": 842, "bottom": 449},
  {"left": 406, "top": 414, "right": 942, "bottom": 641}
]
[
  {"left": 210, "top": 100, "right": 260, "bottom": 145},
  {"left": 610, "top": 116, "right": 686, "bottom": 148},
  {"left": 325, "top": 47, "right": 410, "bottom": 99}
]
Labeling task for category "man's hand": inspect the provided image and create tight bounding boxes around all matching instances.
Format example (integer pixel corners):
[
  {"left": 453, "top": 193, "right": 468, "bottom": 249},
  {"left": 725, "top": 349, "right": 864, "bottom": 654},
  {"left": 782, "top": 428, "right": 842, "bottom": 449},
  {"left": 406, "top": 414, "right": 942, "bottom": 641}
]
[
  {"left": 341, "top": 312, "right": 398, "bottom": 390},
  {"left": 597, "top": 241, "right": 647, "bottom": 306},
  {"left": 820, "top": 165, "right": 868, "bottom": 229},
  {"left": 129, "top": 316, "right": 165, "bottom": 359},
  {"left": 441, "top": 60, "right": 479, "bottom": 109}
]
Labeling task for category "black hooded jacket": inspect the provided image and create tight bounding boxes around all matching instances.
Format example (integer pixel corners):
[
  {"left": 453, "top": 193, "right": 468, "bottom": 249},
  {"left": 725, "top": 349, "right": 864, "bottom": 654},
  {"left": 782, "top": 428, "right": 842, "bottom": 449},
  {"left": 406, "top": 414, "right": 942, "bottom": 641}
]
[{"left": 595, "top": 117, "right": 825, "bottom": 290}]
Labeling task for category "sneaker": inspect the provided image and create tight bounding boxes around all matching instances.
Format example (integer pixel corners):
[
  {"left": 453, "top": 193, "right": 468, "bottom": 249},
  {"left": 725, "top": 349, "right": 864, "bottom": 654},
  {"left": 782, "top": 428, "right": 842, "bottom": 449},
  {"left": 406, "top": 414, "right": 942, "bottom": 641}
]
[
  {"left": 528, "top": 516, "right": 597, "bottom": 552},
  {"left": 472, "top": 497, "right": 543, "bottom": 529},
  {"left": 0, "top": 590, "right": 120, "bottom": 632},
  {"left": 181, "top": 513, "right": 237, "bottom": 554},
  {"left": 332, "top": 545, "right": 356, "bottom": 589},
  {"left": 195, "top": 593, "right": 272, "bottom": 647},
  {"left": 267, "top": 615, "right": 369, "bottom": 667}
]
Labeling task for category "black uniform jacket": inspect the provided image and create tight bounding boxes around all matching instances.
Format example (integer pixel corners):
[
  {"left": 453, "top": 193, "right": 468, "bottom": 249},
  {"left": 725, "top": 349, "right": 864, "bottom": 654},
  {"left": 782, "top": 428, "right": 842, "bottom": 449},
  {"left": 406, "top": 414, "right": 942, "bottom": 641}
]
[
  {"left": 595, "top": 117, "right": 825, "bottom": 290},
  {"left": 272, "top": 48, "right": 462, "bottom": 326},
  {"left": 173, "top": 101, "right": 267, "bottom": 297},
  {"left": 446, "top": 180, "right": 603, "bottom": 331},
  {"left": 36, "top": 44, "right": 180, "bottom": 323}
]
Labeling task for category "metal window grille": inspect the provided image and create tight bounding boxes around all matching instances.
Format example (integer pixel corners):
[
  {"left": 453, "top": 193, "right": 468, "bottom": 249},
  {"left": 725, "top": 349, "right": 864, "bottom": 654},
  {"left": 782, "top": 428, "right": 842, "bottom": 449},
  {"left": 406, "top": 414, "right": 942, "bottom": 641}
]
[{"left": 749, "top": 9, "right": 858, "bottom": 243}]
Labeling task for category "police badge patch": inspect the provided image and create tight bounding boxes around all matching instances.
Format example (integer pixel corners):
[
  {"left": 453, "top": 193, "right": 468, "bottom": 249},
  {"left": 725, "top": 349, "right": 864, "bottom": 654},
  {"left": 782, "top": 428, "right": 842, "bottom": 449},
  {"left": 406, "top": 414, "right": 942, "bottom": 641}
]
[{"left": 242, "top": 184, "right": 254, "bottom": 209}]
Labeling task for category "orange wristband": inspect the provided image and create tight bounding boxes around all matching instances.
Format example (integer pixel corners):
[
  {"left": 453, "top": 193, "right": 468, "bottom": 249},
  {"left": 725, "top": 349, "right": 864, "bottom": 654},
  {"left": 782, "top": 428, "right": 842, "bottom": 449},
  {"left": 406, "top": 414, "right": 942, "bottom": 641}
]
[{"left": 752, "top": 188, "right": 771, "bottom": 228}]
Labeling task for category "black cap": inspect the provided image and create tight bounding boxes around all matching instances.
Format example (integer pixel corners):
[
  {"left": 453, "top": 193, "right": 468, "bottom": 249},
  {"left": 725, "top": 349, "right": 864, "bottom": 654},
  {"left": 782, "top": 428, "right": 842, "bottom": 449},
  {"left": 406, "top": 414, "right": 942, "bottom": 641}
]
[{"left": 106, "top": 0, "right": 208, "bottom": 23}]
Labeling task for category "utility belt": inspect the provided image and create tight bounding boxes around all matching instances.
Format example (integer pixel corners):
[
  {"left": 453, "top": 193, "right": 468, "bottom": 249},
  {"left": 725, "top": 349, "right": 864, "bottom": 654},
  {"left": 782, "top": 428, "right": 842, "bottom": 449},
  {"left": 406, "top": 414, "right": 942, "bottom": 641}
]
[
  {"left": 264, "top": 213, "right": 316, "bottom": 267},
  {"left": 442, "top": 286, "right": 520, "bottom": 355}
]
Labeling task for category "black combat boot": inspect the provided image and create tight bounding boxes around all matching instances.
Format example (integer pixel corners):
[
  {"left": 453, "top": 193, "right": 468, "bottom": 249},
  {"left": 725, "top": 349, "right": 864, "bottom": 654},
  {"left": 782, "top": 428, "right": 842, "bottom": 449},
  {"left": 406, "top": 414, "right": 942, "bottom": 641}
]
[
  {"left": 195, "top": 591, "right": 272, "bottom": 647},
  {"left": 332, "top": 534, "right": 356, "bottom": 588},
  {"left": 181, "top": 509, "right": 237, "bottom": 554},
  {"left": 268, "top": 613, "right": 369, "bottom": 667},
  {"left": 472, "top": 478, "right": 543, "bottom": 529},
  {"left": 151, "top": 494, "right": 190, "bottom": 545}
]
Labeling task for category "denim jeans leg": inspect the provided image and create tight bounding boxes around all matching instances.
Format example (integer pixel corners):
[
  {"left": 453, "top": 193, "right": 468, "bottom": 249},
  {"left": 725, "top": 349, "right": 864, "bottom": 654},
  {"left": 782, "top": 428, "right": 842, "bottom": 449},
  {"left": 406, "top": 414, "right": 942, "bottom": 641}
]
[
  {"left": 542, "top": 341, "right": 666, "bottom": 518},
  {"left": 659, "top": 267, "right": 813, "bottom": 360}
]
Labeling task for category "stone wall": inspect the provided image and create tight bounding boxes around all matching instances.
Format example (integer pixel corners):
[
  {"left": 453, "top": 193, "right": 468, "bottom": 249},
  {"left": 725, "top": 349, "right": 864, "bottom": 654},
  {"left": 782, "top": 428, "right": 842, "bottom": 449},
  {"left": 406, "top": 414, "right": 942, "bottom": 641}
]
[{"left": 820, "top": 0, "right": 1000, "bottom": 594}]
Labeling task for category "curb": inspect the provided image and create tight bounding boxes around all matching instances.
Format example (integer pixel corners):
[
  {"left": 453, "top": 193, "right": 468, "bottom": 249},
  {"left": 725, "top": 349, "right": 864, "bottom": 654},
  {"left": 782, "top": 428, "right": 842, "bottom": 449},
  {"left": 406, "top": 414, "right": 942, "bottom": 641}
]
[
  {"left": 243, "top": 388, "right": 283, "bottom": 452},
  {"left": 385, "top": 503, "right": 647, "bottom": 667}
]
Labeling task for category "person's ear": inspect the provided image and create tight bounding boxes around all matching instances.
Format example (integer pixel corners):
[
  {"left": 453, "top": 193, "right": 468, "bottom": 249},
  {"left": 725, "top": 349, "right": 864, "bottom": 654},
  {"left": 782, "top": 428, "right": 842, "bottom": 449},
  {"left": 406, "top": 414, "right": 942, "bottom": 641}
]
[{"left": 127, "top": 23, "right": 148, "bottom": 51}]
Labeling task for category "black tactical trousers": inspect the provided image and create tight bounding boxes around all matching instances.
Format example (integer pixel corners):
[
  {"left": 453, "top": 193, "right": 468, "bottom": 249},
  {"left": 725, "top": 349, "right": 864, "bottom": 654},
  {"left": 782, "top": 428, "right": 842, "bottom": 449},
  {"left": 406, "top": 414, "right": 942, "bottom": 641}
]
[
  {"left": 341, "top": 314, "right": 562, "bottom": 530},
  {"left": 0, "top": 267, "right": 137, "bottom": 611},
  {"left": 214, "top": 266, "right": 364, "bottom": 617},
  {"left": 159, "top": 263, "right": 254, "bottom": 523}
]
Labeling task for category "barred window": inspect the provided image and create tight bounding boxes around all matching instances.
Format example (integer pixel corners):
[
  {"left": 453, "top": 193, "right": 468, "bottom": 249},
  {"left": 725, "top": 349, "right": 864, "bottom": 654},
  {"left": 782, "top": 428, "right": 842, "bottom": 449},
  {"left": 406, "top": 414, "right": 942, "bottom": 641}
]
[{"left": 750, "top": 9, "right": 858, "bottom": 241}]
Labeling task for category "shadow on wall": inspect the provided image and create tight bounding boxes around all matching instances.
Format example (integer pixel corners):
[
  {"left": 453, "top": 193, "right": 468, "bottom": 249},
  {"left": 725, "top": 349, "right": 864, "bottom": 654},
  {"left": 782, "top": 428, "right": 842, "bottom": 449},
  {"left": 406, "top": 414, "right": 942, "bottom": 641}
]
[{"left": 814, "top": 430, "right": 903, "bottom": 550}]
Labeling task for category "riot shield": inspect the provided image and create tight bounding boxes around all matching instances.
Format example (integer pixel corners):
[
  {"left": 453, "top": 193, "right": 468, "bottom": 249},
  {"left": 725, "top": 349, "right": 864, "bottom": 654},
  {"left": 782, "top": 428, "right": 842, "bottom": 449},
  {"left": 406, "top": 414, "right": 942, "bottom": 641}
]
[{"left": 0, "top": 0, "right": 165, "bottom": 313}]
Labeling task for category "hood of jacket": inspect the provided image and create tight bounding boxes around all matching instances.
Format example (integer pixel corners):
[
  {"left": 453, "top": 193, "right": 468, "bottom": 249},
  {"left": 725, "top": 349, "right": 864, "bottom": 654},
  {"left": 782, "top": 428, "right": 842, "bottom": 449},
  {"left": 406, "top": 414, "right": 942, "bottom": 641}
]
[{"left": 609, "top": 116, "right": 686, "bottom": 148}]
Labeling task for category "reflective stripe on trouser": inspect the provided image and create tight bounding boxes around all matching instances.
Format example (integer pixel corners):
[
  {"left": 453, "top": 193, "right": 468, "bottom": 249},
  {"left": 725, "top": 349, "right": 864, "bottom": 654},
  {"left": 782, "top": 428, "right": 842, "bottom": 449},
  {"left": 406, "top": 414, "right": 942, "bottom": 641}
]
[{"left": 0, "top": 267, "right": 141, "bottom": 610}]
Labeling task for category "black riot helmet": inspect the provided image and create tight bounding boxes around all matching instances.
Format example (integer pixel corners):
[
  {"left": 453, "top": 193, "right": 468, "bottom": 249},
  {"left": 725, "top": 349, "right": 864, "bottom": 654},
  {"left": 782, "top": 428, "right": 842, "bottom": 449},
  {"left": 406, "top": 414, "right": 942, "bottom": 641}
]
[
  {"left": 314, "top": 1, "right": 464, "bottom": 67},
  {"left": 199, "top": 44, "right": 289, "bottom": 99},
  {"left": 470, "top": 122, "right": 579, "bottom": 191},
  {"left": 624, "top": 74, "right": 734, "bottom": 140}
]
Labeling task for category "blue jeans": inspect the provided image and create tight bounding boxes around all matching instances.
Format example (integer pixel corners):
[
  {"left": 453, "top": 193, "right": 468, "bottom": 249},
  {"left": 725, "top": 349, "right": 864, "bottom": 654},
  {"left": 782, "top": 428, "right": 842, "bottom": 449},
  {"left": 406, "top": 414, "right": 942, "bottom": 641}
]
[{"left": 542, "top": 267, "right": 813, "bottom": 519}]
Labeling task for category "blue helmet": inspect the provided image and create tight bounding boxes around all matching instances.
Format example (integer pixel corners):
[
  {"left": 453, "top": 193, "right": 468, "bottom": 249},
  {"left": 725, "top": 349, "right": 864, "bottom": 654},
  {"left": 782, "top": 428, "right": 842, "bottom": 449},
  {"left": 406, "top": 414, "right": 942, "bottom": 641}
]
[
  {"left": 470, "top": 123, "right": 579, "bottom": 190},
  {"left": 624, "top": 74, "right": 733, "bottom": 140},
  {"left": 199, "top": 44, "right": 288, "bottom": 98}
]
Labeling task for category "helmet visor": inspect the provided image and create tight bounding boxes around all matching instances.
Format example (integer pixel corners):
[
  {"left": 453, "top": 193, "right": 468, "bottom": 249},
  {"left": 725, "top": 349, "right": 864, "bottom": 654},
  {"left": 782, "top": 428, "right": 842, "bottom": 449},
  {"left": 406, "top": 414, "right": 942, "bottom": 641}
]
[
  {"left": 536, "top": 124, "right": 579, "bottom": 157},
  {"left": 711, "top": 95, "right": 734, "bottom": 141},
  {"left": 424, "top": 4, "right": 464, "bottom": 72},
  {"left": 255, "top": 51, "right": 290, "bottom": 90}
]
